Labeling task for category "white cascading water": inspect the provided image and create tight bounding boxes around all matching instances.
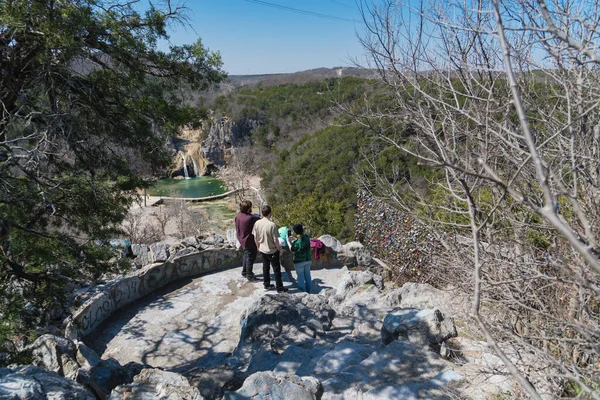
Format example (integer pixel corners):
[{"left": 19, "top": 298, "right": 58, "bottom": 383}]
[
  {"left": 180, "top": 152, "right": 190, "bottom": 179},
  {"left": 188, "top": 151, "right": 199, "bottom": 177}
]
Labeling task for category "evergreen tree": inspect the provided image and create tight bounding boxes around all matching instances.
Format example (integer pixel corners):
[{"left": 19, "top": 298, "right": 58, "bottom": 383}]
[{"left": 0, "top": 0, "right": 225, "bottom": 358}]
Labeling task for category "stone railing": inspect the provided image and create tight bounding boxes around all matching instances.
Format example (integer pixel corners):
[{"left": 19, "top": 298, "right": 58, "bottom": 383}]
[{"left": 66, "top": 236, "right": 242, "bottom": 340}]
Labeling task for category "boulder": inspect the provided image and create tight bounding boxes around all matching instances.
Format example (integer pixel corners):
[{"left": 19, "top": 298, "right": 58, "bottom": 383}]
[
  {"left": 108, "top": 368, "right": 203, "bottom": 400},
  {"left": 318, "top": 235, "right": 343, "bottom": 253},
  {"left": 239, "top": 294, "right": 334, "bottom": 344},
  {"left": 131, "top": 244, "right": 149, "bottom": 267},
  {"left": 340, "top": 241, "right": 372, "bottom": 267},
  {"left": 224, "top": 371, "right": 322, "bottom": 400},
  {"left": 232, "top": 293, "right": 335, "bottom": 370},
  {"left": 329, "top": 270, "right": 384, "bottom": 308},
  {"left": 75, "top": 341, "right": 101, "bottom": 370},
  {"left": 186, "top": 365, "right": 245, "bottom": 400},
  {"left": 29, "top": 334, "right": 79, "bottom": 380},
  {"left": 88, "top": 359, "right": 145, "bottom": 399},
  {"left": 381, "top": 308, "right": 457, "bottom": 346},
  {"left": 0, "top": 365, "right": 95, "bottom": 399},
  {"left": 181, "top": 236, "right": 199, "bottom": 248},
  {"left": 149, "top": 243, "right": 170, "bottom": 263},
  {"left": 203, "top": 234, "right": 225, "bottom": 246}
]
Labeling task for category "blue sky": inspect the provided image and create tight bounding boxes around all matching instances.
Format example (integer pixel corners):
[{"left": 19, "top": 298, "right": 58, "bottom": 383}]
[{"left": 160, "top": 0, "right": 367, "bottom": 75}]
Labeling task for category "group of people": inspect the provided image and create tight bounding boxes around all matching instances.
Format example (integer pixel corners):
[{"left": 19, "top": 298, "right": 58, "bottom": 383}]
[{"left": 234, "top": 200, "right": 312, "bottom": 293}]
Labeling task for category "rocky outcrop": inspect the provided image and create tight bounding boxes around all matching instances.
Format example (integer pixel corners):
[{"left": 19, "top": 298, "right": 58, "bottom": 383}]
[
  {"left": 232, "top": 293, "right": 335, "bottom": 371},
  {"left": 0, "top": 365, "right": 96, "bottom": 399},
  {"left": 202, "top": 117, "right": 258, "bottom": 166},
  {"left": 381, "top": 308, "right": 457, "bottom": 346},
  {"left": 109, "top": 368, "right": 203, "bottom": 400},
  {"left": 29, "top": 334, "right": 80, "bottom": 381},
  {"left": 339, "top": 241, "right": 373, "bottom": 267},
  {"left": 225, "top": 371, "right": 322, "bottom": 400}
]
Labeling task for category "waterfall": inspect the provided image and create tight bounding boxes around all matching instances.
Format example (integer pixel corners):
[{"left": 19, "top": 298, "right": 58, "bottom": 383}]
[
  {"left": 180, "top": 152, "right": 190, "bottom": 179},
  {"left": 188, "top": 151, "right": 199, "bottom": 177}
]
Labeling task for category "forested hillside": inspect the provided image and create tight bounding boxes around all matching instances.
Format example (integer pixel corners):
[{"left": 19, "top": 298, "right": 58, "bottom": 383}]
[{"left": 206, "top": 75, "right": 401, "bottom": 240}]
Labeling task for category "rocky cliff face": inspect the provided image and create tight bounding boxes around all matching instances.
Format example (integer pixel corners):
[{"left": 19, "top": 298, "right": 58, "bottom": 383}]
[{"left": 201, "top": 117, "right": 258, "bottom": 166}]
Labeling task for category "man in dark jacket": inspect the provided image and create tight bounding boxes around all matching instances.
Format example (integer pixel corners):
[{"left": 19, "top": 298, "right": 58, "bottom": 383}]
[{"left": 235, "top": 200, "right": 260, "bottom": 281}]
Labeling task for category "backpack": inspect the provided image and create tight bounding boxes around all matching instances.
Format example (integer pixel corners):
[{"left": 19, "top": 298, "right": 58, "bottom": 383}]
[{"left": 310, "top": 238, "right": 326, "bottom": 260}]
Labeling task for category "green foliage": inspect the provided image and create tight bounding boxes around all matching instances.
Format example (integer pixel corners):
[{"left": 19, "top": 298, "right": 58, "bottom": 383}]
[
  {"left": 0, "top": 0, "right": 224, "bottom": 359},
  {"left": 263, "top": 124, "right": 368, "bottom": 240}
]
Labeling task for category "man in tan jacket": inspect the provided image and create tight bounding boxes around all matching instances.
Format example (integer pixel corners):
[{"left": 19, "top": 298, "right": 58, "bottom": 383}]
[{"left": 253, "top": 205, "right": 288, "bottom": 292}]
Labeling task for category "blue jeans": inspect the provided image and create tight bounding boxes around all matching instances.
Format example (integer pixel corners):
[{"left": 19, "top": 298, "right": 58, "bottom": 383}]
[{"left": 294, "top": 261, "right": 312, "bottom": 293}]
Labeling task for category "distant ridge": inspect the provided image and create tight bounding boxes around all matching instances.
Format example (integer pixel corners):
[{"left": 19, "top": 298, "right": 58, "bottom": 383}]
[{"left": 225, "top": 67, "right": 377, "bottom": 87}]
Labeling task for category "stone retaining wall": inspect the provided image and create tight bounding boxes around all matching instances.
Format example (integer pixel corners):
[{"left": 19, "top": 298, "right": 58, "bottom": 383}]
[{"left": 69, "top": 246, "right": 242, "bottom": 339}]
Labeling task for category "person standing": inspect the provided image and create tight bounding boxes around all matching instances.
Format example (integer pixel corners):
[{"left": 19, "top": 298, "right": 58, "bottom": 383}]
[
  {"left": 278, "top": 226, "right": 296, "bottom": 284},
  {"left": 235, "top": 200, "right": 260, "bottom": 282},
  {"left": 291, "top": 224, "right": 312, "bottom": 293},
  {"left": 253, "top": 205, "right": 288, "bottom": 292}
]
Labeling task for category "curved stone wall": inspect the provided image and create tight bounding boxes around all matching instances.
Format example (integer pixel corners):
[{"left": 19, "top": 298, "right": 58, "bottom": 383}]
[{"left": 68, "top": 246, "right": 242, "bottom": 339}]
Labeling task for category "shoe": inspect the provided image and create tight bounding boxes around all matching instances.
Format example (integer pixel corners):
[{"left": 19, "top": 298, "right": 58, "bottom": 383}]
[
  {"left": 246, "top": 276, "right": 260, "bottom": 282},
  {"left": 264, "top": 284, "right": 275, "bottom": 291},
  {"left": 277, "top": 287, "right": 289, "bottom": 293}
]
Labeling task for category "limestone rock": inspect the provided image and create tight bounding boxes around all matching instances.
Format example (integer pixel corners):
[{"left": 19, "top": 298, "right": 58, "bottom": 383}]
[
  {"left": 224, "top": 371, "right": 322, "bottom": 400},
  {"left": 0, "top": 365, "right": 95, "bottom": 399},
  {"left": 239, "top": 294, "right": 334, "bottom": 344},
  {"left": 340, "top": 241, "right": 372, "bottom": 267},
  {"left": 329, "top": 270, "right": 384, "bottom": 309},
  {"left": 203, "top": 234, "right": 225, "bottom": 246},
  {"left": 131, "top": 244, "right": 149, "bottom": 267},
  {"left": 318, "top": 235, "right": 344, "bottom": 253},
  {"left": 340, "top": 341, "right": 462, "bottom": 397},
  {"left": 29, "top": 334, "right": 79, "bottom": 380},
  {"left": 89, "top": 359, "right": 145, "bottom": 399},
  {"left": 186, "top": 365, "right": 245, "bottom": 400},
  {"left": 75, "top": 341, "right": 101, "bottom": 369},
  {"left": 149, "top": 243, "right": 170, "bottom": 263},
  {"left": 274, "top": 345, "right": 330, "bottom": 376},
  {"left": 202, "top": 117, "right": 258, "bottom": 166},
  {"left": 313, "top": 340, "right": 375, "bottom": 375},
  {"left": 381, "top": 308, "right": 457, "bottom": 346},
  {"left": 233, "top": 293, "right": 335, "bottom": 370},
  {"left": 109, "top": 368, "right": 203, "bottom": 400},
  {"left": 181, "top": 236, "right": 199, "bottom": 248}
]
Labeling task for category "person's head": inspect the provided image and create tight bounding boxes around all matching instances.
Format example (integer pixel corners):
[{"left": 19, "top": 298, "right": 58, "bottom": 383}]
[
  {"left": 240, "top": 200, "right": 252, "bottom": 214},
  {"left": 261, "top": 205, "right": 272, "bottom": 218},
  {"left": 292, "top": 224, "right": 304, "bottom": 236}
]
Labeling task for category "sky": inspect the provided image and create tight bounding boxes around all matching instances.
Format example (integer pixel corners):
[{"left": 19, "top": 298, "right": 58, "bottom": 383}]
[{"left": 158, "top": 0, "right": 368, "bottom": 75}]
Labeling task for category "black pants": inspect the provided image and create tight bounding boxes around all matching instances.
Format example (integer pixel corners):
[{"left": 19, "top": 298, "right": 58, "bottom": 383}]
[
  {"left": 242, "top": 247, "right": 257, "bottom": 278},
  {"left": 261, "top": 251, "right": 283, "bottom": 290}
]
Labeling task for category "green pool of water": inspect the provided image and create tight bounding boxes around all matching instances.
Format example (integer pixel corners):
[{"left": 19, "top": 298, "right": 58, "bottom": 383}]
[{"left": 147, "top": 176, "right": 227, "bottom": 198}]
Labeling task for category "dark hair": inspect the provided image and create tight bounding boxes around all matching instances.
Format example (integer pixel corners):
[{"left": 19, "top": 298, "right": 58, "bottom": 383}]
[
  {"left": 292, "top": 224, "right": 304, "bottom": 235},
  {"left": 240, "top": 200, "right": 252, "bottom": 214},
  {"left": 261, "top": 205, "right": 272, "bottom": 217}
]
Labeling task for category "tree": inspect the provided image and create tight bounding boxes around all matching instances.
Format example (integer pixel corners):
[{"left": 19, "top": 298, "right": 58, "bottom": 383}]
[
  {"left": 359, "top": 0, "right": 600, "bottom": 397},
  {"left": 0, "top": 0, "right": 224, "bottom": 359}
]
